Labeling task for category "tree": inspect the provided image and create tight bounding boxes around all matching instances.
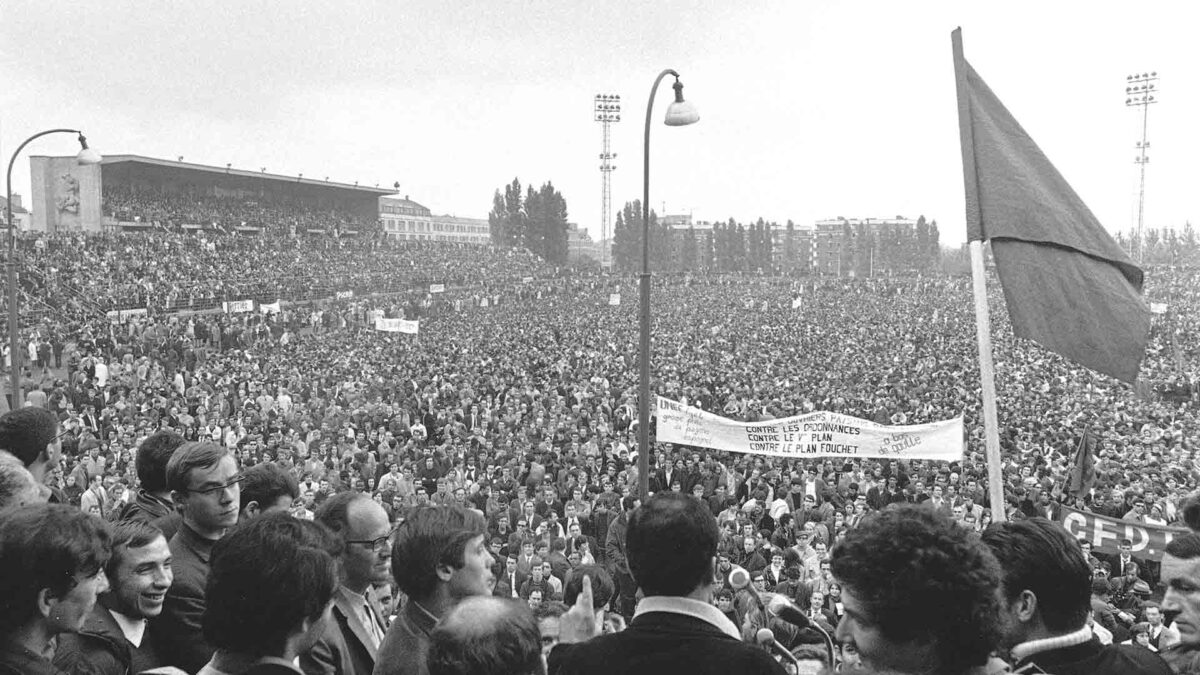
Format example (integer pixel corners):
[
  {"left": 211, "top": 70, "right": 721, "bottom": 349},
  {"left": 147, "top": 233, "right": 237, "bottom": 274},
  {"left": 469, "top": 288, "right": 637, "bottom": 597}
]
[
  {"left": 682, "top": 225, "right": 698, "bottom": 270},
  {"left": 784, "top": 220, "right": 796, "bottom": 272}
]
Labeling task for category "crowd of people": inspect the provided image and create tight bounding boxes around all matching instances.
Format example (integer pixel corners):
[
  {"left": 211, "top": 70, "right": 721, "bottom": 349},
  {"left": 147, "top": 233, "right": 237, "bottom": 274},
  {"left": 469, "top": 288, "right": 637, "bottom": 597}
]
[
  {"left": 0, "top": 229, "right": 1198, "bottom": 674},
  {"left": 103, "top": 187, "right": 376, "bottom": 237}
]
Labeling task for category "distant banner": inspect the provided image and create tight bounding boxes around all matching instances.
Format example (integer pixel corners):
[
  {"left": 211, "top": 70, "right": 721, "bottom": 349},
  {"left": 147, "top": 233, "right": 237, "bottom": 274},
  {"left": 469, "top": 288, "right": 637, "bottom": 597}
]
[
  {"left": 223, "top": 300, "right": 254, "bottom": 313},
  {"left": 791, "top": 297, "right": 802, "bottom": 309},
  {"left": 609, "top": 293, "right": 621, "bottom": 306},
  {"left": 259, "top": 300, "right": 281, "bottom": 314},
  {"left": 1151, "top": 302, "right": 1169, "bottom": 315},
  {"left": 522, "top": 276, "right": 534, "bottom": 283},
  {"left": 1058, "top": 504, "right": 1186, "bottom": 562},
  {"left": 335, "top": 290, "right": 354, "bottom": 300},
  {"left": 430, "top": 283, "right": 446, "bottom": 294},
  {"left": 656, "top": 397, "right": 963, "bottom": 461},
  {"left": 375, "top": 317, "right": 419, "bottom": 334},
  {"left": 105, "top": 308, "right": 148, "bottom": 321}
]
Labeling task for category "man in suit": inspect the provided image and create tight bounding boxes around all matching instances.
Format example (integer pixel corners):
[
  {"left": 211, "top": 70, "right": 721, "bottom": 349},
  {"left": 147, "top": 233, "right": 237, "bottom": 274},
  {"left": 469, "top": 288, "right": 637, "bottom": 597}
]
[
  {"left": 493, "top": 556, "right": 521, "bottom": 599},
  {"left": 548, "top": 492, "right": 785, "bottom": 675},
  {"left": 305, "top": 492, "right": 394, "bottom": 675},
  {"left": 152, "top": 441, "right": 242, "bottom": 674}
]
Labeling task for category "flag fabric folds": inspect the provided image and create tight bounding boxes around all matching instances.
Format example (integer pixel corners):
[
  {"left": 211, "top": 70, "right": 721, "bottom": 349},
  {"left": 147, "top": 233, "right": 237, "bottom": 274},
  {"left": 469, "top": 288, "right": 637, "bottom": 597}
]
[
  {"left": 954, "top": 36, "right": 1150, "bottom": 384},
  {"left": 1066, "top": 428, "right": 1097, "bottom": 498}
]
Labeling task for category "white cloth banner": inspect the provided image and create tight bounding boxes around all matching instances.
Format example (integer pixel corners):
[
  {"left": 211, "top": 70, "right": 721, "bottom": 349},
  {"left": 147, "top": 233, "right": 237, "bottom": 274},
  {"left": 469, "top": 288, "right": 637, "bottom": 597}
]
[
  {"left": 655, "top": 397, "right": 964, "bottom": 461},
  {"left": 335, "top": 290, "right": 354, "bottom": 300},
  {"left": 1150, "top": 302, "right": 1168, "bottom": 315},
  {"left": 522, "top": 276, "right": 534, "bottom": 283},
  {"left": 259, "top": 300, "right": 281, "bottom": 314},
  {"left": 791, "top": 297, "right": 802, "bottom": 309},
  {"left": 609, "top": 293, "right": 621, "bottom": 306},
  {"left": 105, "top": 308, "right": 148, "bottom": 321},
  {"left": 223, "top": 300, "right": 254, "bottom": 313},
  {"left": 375, "top": 317, "right": 419, "bottom": 334},
  {"left": 430, "top": 283, "right": 446, "bottom": 294}
]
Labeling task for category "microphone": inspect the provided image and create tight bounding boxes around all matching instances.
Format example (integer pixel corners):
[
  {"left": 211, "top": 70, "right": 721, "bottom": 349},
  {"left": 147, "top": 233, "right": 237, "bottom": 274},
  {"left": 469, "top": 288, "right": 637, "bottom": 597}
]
[
  {"left": 756, "top": 627, "right": 802, "bottom": 671},
  {"left": 766, "top": 593, "right": 835, "bottom": 668},
  {"left": 728, "top": 566, "right": 765, "bottom": 613}
]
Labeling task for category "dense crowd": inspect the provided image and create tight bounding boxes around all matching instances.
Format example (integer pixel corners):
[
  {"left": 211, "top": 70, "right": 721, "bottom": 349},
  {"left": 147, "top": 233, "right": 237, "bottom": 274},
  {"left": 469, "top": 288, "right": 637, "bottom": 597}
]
[
  {"left": 103, "top": 187, "right": 376, "bottom": 237},
  {"left": 0, "top": 231, "right": 1198, "bottom": 674}
]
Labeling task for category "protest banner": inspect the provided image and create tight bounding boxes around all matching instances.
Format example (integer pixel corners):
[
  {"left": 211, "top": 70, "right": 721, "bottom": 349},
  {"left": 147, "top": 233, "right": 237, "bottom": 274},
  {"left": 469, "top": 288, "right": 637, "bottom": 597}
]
[
  {"left": 655, "top": 397, "right": 963, "bottom": 461},
  {"left": 1058, "top": 503, "right": 1186, "bottom": 562},
  {"left": 259, "top": 300, "right": 281, "bottom": 314},
  {"left": 791, "top": 297, "right": 802, "bottom": 309},
  {"left": 609, "top": 293, "right": 621, "bottom": 306},
  {"left": 522, "top": 276, "right": 534, "bottom": 283},
  {"left": 105, "top": 308, "right": 148, "bottom": 321},
  {"left": 335, "top": 290, "right": 354, "bottom": 300},
  {"left": 1150, "top": 302, "right": 1168, "bottom": 315},
  {"left": 375, "top": 317, "right": 419, "bottom": 334},
  {"left": 223, "top": 300, "right": 254, "bottom": 313},
  {"left": 430, "top": 283, "right": 446, "bottom": 293}
]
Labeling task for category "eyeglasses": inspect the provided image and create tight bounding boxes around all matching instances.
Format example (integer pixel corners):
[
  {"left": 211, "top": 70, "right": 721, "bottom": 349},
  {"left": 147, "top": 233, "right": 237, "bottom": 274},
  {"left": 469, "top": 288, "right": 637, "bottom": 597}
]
[
  {"left": 187, "top": 475, "right": 246, "bottom": 496},
  {"left": 347, "top": 524, "right": 399, "bottom": 552}
]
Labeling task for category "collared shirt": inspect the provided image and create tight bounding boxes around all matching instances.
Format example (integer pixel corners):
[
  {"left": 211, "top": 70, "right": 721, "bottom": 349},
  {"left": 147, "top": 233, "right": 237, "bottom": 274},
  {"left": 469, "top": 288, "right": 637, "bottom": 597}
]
[
  {"left": 1010, "top": 625, "right": 1094, "bottom": 663},
  {"left": 634, "top": 596, "right": 741, "bottom": 641},
  {"left": 338, "top": 586, "right": 385, "bottom": 650},
  {"left": 109, "top": 608, "right": 146, "bottom": 648}
]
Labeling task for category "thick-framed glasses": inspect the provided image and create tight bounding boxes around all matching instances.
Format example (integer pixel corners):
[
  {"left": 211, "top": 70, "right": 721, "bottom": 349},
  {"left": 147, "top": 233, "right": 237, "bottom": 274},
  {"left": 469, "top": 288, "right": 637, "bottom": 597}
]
[
  {"left": 187, "top": 475, "right": 246, "bottom": 496},
  {"left": 347, "top": 524, "right": 399, "bottom": 552}
]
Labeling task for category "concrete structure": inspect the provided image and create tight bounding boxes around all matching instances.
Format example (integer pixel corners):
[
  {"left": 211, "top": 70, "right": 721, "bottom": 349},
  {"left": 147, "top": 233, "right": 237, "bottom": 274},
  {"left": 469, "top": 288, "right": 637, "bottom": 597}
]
[
  {"left": 0, "top": 194, "right": 32, "bottom": 232},
  {"left": 30, "top": 156, "right": 103, "bottom": 232},
  {"left": 812, "top": 216, "right": 917, "bottom": 276},
  {"left": 567, "top": 222, "right": 600, "bottom": 263},
  {"left": 379, "top": 195, "right": 489, "bottom": 244}
]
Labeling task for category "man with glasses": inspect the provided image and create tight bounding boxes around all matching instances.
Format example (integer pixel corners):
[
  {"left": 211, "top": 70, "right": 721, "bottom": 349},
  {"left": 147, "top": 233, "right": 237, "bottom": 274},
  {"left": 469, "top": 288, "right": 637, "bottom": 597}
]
[
  {"left": 152, "top": 441, "right": 242, "bottom": 674},
  {"left": 305, "top": 492, "right": 395, "bottom": 675}
]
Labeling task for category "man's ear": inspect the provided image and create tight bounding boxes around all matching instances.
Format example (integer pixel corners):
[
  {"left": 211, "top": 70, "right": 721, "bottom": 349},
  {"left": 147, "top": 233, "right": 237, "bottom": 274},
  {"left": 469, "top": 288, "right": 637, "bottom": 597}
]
[
  {"left": 37, "top": 588, "right": 56, "bottom": 619},
  {"left": 243, "top": 502, "right": 260, "bottom": 518},
  {"left": 435, "top": 562, "right": 455, "bottom": 583}
]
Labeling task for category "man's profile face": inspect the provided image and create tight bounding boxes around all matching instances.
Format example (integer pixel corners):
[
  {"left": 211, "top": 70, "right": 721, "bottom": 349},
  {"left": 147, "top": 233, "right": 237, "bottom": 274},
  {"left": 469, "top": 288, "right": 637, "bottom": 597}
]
[
  {"left": 834, "top": 584, "right": 932, "bottom": 673},
  {"left": 1162, "top": 554, "right": 1200, "bottom": 644}
]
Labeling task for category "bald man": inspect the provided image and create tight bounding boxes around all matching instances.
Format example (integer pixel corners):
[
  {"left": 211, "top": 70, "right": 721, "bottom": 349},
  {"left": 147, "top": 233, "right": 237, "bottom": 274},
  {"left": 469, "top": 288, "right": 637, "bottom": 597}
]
[{"left": 427, "top": 596, "right": 544, "bottom": 675}]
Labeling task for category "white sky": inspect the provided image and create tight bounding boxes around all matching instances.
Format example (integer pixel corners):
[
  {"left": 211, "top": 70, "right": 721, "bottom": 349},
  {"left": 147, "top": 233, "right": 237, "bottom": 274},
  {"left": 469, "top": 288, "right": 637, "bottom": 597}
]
[{"left": 1, "top": 1, "right": 1196, "bottom": 246}]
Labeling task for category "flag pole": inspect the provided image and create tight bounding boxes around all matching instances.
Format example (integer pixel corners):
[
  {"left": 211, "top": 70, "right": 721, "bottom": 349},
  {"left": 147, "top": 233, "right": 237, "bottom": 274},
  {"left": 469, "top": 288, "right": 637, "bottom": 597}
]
[{"left": 952, "top": 27, "right": 1007, "bottom": 523}]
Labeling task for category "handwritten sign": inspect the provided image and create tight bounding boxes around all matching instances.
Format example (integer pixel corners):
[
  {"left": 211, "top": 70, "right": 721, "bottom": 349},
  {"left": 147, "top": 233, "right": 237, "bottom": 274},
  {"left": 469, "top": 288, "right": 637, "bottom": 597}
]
[
  {"left": 375, "top": 317, "right": 419, "bottom": 334},
  {"left": 655, "top": 397, "right": 963, "bottom": 461}
]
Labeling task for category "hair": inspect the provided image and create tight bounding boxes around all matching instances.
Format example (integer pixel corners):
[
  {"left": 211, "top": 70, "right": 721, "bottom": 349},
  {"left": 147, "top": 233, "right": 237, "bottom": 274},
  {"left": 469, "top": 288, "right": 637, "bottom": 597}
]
[
  {"left": 830, "top": 504, "right": 1001, "bottom": 673},
  {"left": 562, "top": 564, "right": 615, "bottom": 610},
  {"left": 391, "top": 505, "right": 487, "bottom": 599},
  {"left": 135, "top": 431, "right": 187, "bottom": 493},
  {"left": 105, "top": 520, "right": 166, "bottom": 578},
  {"left": 0, "top": 407, "right": 59, "bottom": 467},
  {"left": 203, "top": 513, "right": 340, "bottom": 658},
  {"left": 240, "top": 463, "right": 300, "bottom": 512},
  {"left": 428, "top": 596, "right": 545, "bottom": 675},
  {"left": 315, "top": 491, "right": 373, "bottom": 535},
  {"left": 1166, "top": 532, "right": 1200, "bottom": 560},
  {"left": 0, "top": 454, "right": 40, "bottom": 509},
  {"left": 165, "top": 442, "right": 230, "bottom": 493},
  {"left": 533, "top": 600, "right": 568, "bottom": 620},
  {"left": 981, "top": 518, "right": 1090, "bottom": 634},
  {"left": 626, "top": 492, "right": 718, "bottom": 596},
  {"left": 0, "top": 503, "right": 112, "bottom": 634}
]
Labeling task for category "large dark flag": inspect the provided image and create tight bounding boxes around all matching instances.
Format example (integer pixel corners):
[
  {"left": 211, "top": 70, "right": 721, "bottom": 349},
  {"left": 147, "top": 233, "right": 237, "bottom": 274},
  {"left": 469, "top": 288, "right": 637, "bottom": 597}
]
[
  {"left": 1066, "top": 428, "right": 1097, "bottom": 498},
  {"left": 952, "top": 29, "right": 1150, "bottom": 384}
]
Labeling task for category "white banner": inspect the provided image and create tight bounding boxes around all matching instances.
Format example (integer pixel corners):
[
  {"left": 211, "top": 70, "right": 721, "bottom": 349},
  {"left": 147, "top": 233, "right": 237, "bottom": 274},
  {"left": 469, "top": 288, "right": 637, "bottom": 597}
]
[
  {"left": 375, "top": 317, "right": 419, "bottom": 334},
  {"left": 791, "top": 297, "right": 802, "bottom": 309},
  {"left": 335, "top": 290, "right": 355, "bottom": 300},
  {"left": 259, "top": 300, "right": 281, "bottom": 314},
  {"left": 609, "top": 293, "right": 621, "bottom": 306},
  {"left": 1151, "top": 302, "right": 1168, "bottom": 315},
  {"left": 105, "top": 308, "right": 148, "bottom": 321},
  {"left": 522, "top": 276, "right": 534, "bottom": 283},
  {"left": 223, "top": 300, "right": 254, "bottom": 313},
  {"left": 655, "top": 397, "right": 964, "bottom": 461},
  {"left": 430, "top": 283, "right": 446, "bottom": 294}
]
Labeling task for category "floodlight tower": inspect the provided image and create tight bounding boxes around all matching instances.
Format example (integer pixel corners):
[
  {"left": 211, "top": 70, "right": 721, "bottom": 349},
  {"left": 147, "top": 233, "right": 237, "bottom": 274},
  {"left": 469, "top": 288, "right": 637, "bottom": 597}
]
[
  {"left": 594, "top": 94, "right": 621, "bottom": 270},
  {"left": 1125, "top": 72, "right": 1158, "bottom": 263}
]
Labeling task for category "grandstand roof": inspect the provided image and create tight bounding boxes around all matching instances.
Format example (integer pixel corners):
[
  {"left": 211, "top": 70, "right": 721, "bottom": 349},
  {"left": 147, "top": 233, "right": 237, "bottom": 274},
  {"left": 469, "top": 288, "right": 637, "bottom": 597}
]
[{"left": 97, "top": 155, "right": 398, "bottom": 196}]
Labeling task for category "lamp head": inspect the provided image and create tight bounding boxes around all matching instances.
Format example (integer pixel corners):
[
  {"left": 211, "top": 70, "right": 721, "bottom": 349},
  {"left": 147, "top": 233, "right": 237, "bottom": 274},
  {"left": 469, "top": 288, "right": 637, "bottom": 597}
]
[
  {"left": 75, "top": 134, "right": 102, "bottom": 165},
  {"left": 664, "top": 78, "right": 699, "bottom": 127}
]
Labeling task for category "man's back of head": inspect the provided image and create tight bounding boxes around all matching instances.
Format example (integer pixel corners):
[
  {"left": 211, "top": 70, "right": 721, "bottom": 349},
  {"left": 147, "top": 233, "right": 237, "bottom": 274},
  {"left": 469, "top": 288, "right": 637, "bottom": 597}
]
[
  {"left": 626, "top": 492, "right": 718, "bottom": 597},
  {"left": 428, "top": 596, "right": 544, "bottom": 675},
  {"left": 0, "top": 407, "right": 60, "bottom": 479}
]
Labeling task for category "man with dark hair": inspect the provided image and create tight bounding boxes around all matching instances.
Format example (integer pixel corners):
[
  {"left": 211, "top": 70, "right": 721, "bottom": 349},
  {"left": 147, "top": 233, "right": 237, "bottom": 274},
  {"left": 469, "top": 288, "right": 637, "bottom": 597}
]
[
  {"left": 0, "top": 454, "right": 43, "bottom": 509},
  {"left": 1160, "top": 532, "right": 1200, "bottom": 674},
  {"left": 305, "top": 492, "right": 394, "bottom": 675},
  {"left": 153, "top": 441, "right": 242, "bottom": 674},
  {"left": 122, "top": 430, "right": 187, "bottom": 526},
  {"left": 0, "top": 406, "right": 63, "bottom": 484},
  {"left": 830, "top": 503, "right": 1002, "bottom": 675},
  {"left": 427, "top": 596, "right": 544, "bottom": 675},
  {"left": 240, "top": 463, "right": 300, "bottom": 521},
  {"left": 54, "top": 520, "right": 174, "bottom": 674},
  {"left": 0, "top": 503, "right": 111, "bottom": 675},
  {"left": 562, "top": 564, "right": 614, "bottom": 614},
  {"left": 548, "top": 492, "right": 784, "bottom": 675},
  {"left": 375, "top": 505, "right": 494, "bottom": 675},
  {"left": 982, "top": 517, "right": 1170, "bottom": 674},
  {"left": 199, "top": 512, "right": 341, "bottom": 675}
]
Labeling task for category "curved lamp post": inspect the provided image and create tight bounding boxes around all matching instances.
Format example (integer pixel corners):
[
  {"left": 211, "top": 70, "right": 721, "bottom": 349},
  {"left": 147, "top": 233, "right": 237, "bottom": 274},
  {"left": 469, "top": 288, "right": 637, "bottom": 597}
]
[
  {"left": 7, "top": 130, "right": 101, "bottom": 408},
  {"left": 638, "top": 70, "right": 699, "bottom": 502}
]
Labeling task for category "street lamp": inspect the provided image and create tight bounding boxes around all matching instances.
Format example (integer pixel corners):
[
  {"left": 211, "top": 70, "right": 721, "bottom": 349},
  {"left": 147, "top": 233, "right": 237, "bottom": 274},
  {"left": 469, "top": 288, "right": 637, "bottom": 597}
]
[
  {"left": 6, "top": 130, "right": 101, "bottom": 409},
  {"left": 638, "top": 70, "right": 699, "bottom": 502}
]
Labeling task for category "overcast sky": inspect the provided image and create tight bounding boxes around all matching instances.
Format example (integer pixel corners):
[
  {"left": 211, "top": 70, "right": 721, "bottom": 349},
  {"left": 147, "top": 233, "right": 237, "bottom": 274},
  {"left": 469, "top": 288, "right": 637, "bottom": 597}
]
[{"left": 2, "top": 1, "right": 1195, "bottom": 246}]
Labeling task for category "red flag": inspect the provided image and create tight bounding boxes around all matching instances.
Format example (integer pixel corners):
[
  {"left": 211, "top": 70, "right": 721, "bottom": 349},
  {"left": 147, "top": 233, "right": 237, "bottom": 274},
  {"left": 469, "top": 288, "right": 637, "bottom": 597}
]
[
  {"left": 952, "top": 29, "right": 1150, "bottom": 384},
  {"left": 1066, "top": 429, "right": 1096, "bottom": 498}
]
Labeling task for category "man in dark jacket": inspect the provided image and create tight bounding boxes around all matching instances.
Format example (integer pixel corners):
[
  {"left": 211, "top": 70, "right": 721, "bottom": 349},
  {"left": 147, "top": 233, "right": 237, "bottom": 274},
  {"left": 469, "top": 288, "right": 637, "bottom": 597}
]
[
  {"left": 548, "top": 492, "right": 785, "bottom": 675},
  {"left": 119, "top": 431, "right": 185, "bottom": 528},
  {"left": 54, "top": 521, "right": 173, "bottom": 675},
  {"left": 982, "top": 517, "right": 1171, "bottom": 675}
]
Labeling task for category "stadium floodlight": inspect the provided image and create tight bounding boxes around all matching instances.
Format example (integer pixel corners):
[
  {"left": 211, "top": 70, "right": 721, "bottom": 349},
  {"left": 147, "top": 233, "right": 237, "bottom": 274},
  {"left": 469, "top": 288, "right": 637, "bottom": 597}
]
[
  {"left": 7, "top": 129, "right": 101, "bottom": 407},
  {"left": 638, "top": 70, "right": 698, "bottom": 501}
]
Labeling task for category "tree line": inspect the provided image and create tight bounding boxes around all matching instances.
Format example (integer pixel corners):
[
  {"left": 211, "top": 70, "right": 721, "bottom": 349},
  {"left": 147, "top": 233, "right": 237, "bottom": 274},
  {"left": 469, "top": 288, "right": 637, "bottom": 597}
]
[{"left": 488, "top": 178, "right": 570, "bottom": 264}]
